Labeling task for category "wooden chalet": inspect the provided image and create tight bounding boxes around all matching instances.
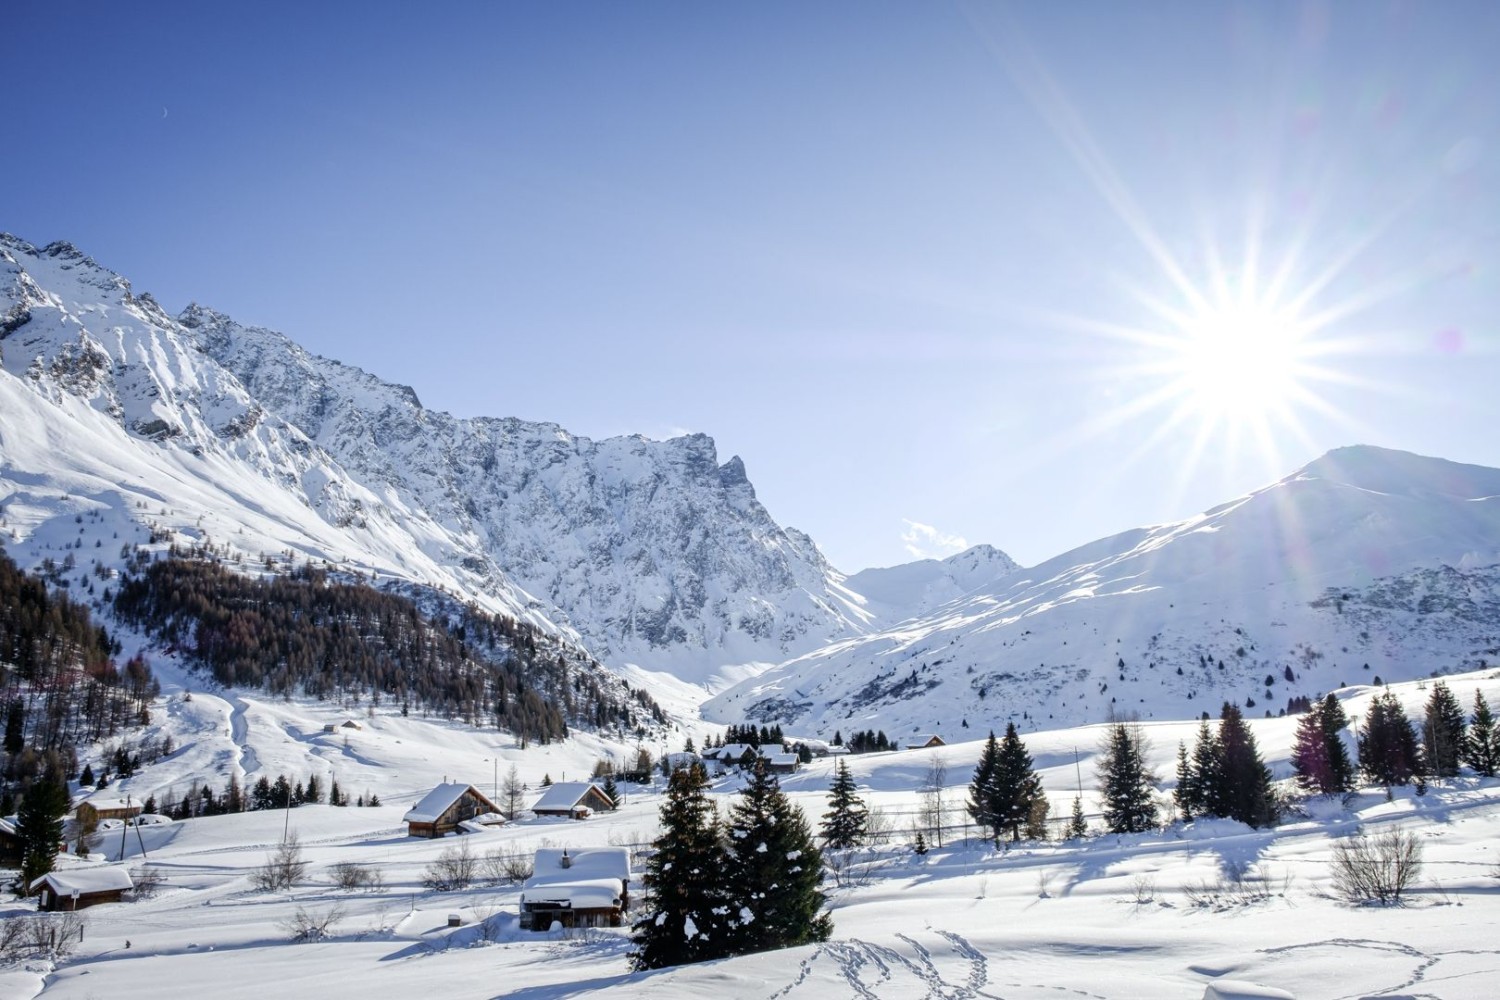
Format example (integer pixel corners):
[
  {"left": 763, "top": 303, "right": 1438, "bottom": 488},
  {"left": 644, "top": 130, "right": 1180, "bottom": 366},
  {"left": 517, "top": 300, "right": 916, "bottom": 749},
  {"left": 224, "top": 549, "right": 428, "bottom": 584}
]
[
  {"left": 74, "top": 797, "right": 143, "bottom": 827},
  {"left": 31, "top": 866, "right": 134, "bottom": 911},
  {"left": 763, "top": 752, "right": 801, "bottom": 775},
  {"left": 530, "top": 781, "right": 615, "bottom": 819},
  {"left": 903, "top": 734, "right": 945, "bottom": 750},
  {"left": 402, "top": 782, "right": 503, "bottom": 838},
  {"left": 519, "top": 847, "right": 631, "bottom": 930},
  {"left": 322, "top": 719, "right": 364, "bottom": 734}
]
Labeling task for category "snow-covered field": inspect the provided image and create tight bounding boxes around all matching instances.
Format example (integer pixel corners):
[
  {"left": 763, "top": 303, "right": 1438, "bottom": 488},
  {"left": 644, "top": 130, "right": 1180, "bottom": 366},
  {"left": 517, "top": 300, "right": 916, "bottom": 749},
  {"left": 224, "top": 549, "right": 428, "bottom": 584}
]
[{"left": 5, "top": 670, "right": 1500, "bottom": 1000}]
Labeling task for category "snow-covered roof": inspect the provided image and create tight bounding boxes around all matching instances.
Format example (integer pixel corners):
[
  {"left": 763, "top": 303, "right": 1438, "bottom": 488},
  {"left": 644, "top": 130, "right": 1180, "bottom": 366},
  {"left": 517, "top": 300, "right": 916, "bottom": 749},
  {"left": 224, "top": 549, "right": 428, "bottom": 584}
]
[
  {"left": 520, "top": 878, "right": 622, "bottom": 911},
  {"left": 707, "top": 743, "right": 760, "bottom": 760},
  {"left": 456, "top": 813, "right": 507, "bottom": 834},
  {"left": 903, "top": 734, "right": 943, "bottom": 748},
  {"left": 403, "top": 782, "right": 490, "bottom": 823},
  {"left": 765, "top": 753, "right": 800, "bottom": 766},
  {"left": 0, "top": 816, "right": 17, "bottom": 837},
  {"left": 30, "top": 866, "right": 135, "bottom": 895},
  {"left": 530, "top": 781, "right": 609, "bottom": 813},
  {"left": 528, "top": 847, "right": 630, "bottom": 888},
  {"left": 78, "top": 796, "right": 141, "bottom": 814}
]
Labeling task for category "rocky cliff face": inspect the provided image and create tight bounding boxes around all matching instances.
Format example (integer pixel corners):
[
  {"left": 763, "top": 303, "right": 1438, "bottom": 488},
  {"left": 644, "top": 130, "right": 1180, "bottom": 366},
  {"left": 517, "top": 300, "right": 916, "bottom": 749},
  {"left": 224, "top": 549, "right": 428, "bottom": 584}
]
[{"left": 0, "top": 234, "right": 871, "bottom": 686}]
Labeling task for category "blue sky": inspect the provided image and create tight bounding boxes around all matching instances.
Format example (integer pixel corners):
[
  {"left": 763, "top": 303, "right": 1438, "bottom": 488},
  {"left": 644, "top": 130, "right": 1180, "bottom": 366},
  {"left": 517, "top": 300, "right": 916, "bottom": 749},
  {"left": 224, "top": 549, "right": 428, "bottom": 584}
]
[{"left": 5, "top": 2, "right": 1498, "bottom": 571}]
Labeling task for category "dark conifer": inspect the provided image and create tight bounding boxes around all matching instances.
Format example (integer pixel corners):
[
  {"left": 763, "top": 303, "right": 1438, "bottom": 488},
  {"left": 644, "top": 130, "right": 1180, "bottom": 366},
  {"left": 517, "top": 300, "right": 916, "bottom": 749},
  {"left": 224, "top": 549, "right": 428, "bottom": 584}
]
[
  {"left": 1463, "top": 691, "right": 1500, "bottom": 777},
  {"left": 1291, "top": 711, "right": 1333, "bottom": 793},
  {"left": 1358, "top": 691, "right": 1421, "bottom": 786},
  {"left": 18, "top": 776, "right": 69, "bottom": 892},
  {"left": 1096, "top": 722, "right": 1158, "bottom": 834},
  {"left": 1215, "top": 703, "right": 1277, "bottom": 828},
  {"left": 1421, "top": 681, "right": 1466, "bottom": 778},
  {"left": 966, "top": 732, "right": 1003, "bottom": 842},
  {"left": 995, "top": 723, "right": 1044, "bottom": 841},
  {"left": 630, "top": 765, "right": 726, "bottom": 970},
  {"left": 1318, "top": 694, "right": 1355, "bottom": 793},
  {"left": 821, "top": 759, "right": 867, "bottom": 850},
  {"left": 723, "top": 763, "right": 831, "bottom": 955}
]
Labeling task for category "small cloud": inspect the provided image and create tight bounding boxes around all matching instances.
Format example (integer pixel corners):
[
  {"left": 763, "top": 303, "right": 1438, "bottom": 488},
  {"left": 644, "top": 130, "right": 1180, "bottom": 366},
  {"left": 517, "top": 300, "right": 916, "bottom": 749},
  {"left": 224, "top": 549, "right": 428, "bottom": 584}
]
[{"left": 900, "top": 519, "right": 968, "bottom": 560}]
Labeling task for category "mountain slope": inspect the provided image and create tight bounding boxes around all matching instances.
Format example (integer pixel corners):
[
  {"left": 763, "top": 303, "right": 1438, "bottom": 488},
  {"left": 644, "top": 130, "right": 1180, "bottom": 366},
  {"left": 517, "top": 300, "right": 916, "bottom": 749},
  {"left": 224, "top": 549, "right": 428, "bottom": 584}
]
[
  {"left": 708, "top": 446, "right": 1500, "bottom": 737},
  {"left": 0, "top": 234, "right": 869, "bottom": 692},
  {"left": 843, "top": 544, "right": 1020, "bottom": 626}
]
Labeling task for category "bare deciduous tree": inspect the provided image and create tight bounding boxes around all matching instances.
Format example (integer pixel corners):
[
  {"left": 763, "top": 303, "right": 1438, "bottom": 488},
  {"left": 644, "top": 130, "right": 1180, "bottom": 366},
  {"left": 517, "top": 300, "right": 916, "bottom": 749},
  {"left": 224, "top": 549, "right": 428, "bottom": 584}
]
[
  {"left": 281, "top": 904, "right": 346, "bottom": 942},
  {"left": 423, "top": 838, "right": 479, "bottom": 890},
  {"left": 329, "top": 860, "right": 384, "bottom": 891},
  {"left": 250, "top": 833, "right": 308, "bottom": 891},
  {"left": 1329, "top": 826, "right": 1423, "bottom": 904}
]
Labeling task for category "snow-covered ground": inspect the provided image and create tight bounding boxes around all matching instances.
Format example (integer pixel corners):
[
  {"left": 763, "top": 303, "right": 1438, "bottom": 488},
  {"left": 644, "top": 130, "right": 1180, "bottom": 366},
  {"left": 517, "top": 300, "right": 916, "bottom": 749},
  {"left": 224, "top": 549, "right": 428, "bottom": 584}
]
[{"left": 5, "top": 670, "right": 1499, "bottom": 1000}]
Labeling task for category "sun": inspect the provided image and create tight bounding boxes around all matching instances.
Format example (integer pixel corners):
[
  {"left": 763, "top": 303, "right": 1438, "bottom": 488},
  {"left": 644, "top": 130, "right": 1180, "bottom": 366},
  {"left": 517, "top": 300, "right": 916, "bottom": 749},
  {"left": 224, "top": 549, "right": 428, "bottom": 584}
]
[{"left": 1170, "top": 301, "right": 1311, "bottom": 427}]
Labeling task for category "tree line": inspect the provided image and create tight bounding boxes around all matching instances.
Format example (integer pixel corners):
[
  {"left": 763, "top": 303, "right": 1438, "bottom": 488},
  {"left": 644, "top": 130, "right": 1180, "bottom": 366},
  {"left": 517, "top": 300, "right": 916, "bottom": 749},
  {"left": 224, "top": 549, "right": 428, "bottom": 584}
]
[{"left": 111, "top": 557, "right": 663, "bottom": 743}]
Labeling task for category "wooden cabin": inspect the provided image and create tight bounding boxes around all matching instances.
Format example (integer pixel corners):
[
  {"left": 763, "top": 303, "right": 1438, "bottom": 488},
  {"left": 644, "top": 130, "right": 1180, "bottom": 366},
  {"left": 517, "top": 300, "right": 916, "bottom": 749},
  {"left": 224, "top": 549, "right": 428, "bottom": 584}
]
[
  {"left": 530, "top": 781, "right": 616, "bottom": 819},
  {"left": 402, "top": 783, "right": 503, "bottom": 838},
  {"left": 322, "top": 719, "right": 364, "bottom": 733},
  {"left": 31, "top": 867, "right": 134, "bottom": 911},
  {"left": 0, "top": 817, "right": 22, "bottom": 867},
  {"left": 74, "top": 797, "right": 143, "bottom": 827},
  {"left": 519, "top": 847, "right": 632, "bottom": 930},
  {"left": 903, "top": 734, "right": 945, "bottom": 750}
]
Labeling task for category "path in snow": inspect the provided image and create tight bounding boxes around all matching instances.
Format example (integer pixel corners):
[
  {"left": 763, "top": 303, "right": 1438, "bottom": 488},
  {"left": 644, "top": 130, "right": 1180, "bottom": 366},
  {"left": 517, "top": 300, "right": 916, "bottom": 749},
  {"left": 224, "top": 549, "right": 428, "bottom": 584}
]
[{"left": 228, "top": 695, "right": 261, "bottom": 775}]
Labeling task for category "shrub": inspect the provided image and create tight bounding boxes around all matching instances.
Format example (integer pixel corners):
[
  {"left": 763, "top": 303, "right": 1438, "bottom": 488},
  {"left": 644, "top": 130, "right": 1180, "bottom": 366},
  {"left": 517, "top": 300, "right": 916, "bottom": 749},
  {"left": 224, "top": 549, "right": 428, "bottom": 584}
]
[
  {"left": 423, "top": 839, "right": 478, "bottom": 891},
  {"left": 329, "top": 860, "right": 384, "bottom": 891},
  {"left": 250, "top": 834, "right": 309, "bottom": 891},
  {"left": 280, "top": 904, "right": 346, "bottom": 942},
  {"left": 1329, "top": 827, "right": 1422, "bottom": 904}
]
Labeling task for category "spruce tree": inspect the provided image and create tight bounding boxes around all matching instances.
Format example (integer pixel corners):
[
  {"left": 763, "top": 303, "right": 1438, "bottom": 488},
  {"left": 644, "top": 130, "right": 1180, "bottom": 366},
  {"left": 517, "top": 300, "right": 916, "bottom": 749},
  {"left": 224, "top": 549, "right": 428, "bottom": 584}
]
[
  {"left": 18, "top": 777, "right": 69, "bottom": 892},
  {"left": 966, "top": 732, "right": 1004, "bottom": 842},
  {"left": 1096, "top": 722, "right": 1158, "bottom": 834},
  {"left": 1215, "top": 703, "right": 1277, "bottom": 828},
  {"left": 1188, "top": 720, "right": 1222, "bottom": 817},
  {"left": 1421, "top": 681, "right": 1466, "bottom": 778},
  {"left": 1358, "top": 691, "right": 1421, "bottom": 787},
  {"left": 1318, "top": 694, "right": 1356, "bottom": 793},
  {"left": 602, "top": 772, "right": 621, "bottom": 807},
  {"left": 630, "top": 765, "right": 726, "bottom": 970},
  {"left": 1066, "top": 795, "right": 1088, "bottom": 839},
  {"left": 994, "top": 723, "right": 1044, "bottom": 842},
  {"left": 1290, "top": 711, "right": 1333, "bottom": 793},
  {"left": 1463, "top": 690, "right": 1500, "bottom": 777},
  {"left": 723, "top": 762, "right": 831, "bottom": 956},
  {"left": 821, "top": 759, "right": 867, "bottom": 850},
  {"left": 1174, "top": 741, "right": 1198, "bottom": 820}
]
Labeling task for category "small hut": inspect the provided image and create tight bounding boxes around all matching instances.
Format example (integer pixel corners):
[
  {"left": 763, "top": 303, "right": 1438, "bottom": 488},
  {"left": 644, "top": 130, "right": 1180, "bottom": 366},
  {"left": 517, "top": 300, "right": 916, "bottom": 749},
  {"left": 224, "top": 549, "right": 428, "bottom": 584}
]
[
  {"left": 519, "top": 847, "right": 632, "bottom": 930},
  {"left": 402, "top": 783, "right": 503, "bottom": 838},
  {"left": 530, "top": 782, "right": 616, "bottom": 819},
  {"left": 31, "top": 867, "right": 135, "bottom": 911},
  {"left": 74, "top": 797, "right": 143, "bottom": 827}
]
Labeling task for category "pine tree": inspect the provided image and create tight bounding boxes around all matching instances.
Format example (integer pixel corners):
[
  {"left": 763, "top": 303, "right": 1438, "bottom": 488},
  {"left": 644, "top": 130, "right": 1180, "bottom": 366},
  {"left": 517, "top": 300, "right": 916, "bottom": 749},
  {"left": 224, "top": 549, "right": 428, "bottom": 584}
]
[
  {"left": 1291, "top": 711, "right": 1333, "bottom": 793},
  {"left": 18, "top": 777, "right": 69, "bottom": 892},
  {"left": 326, "top": 777, "right": 342, "bottom": 808},
  {"left": 630, "top": 765, "right": 726, "bottom": 970},
  {"left": 79, "top": 763, "right": 96, "bottom": 787},
  {"left": 1096, "top": 722, "right": 1158, "bottom": 834},
  {"left": 1421, "top": 681, "right": 1466, "bottom": 778},
  {"left": 1358, "top": 691, "right": 1421, "bottom": 786},
  {"left": 1318, "top": 694, "right": 1356, "bottom": 793},
  {"left": 994, "top": 723, "right": 1044, "bottom": 842},
  {"left": 1066, "top": 795, "right": 1088, "bottom": 839},
  {"left": 1188, "top": 720, "right": 1222, "bottom": 817},
  {"left": 966, "top": 732, "right": 1004, "bottom": 842},
  {"left": 821, "top": 759, "right": 867, "bottom": 850},
  {"left": 602, "top": 772, "right": 621, "bottom": 807},
  {"left": 1173, "top": 741, "right": 1197, "bottom": 820},
  {"left": 1215, "top": 703, "right": 1277, "bottom": 828},
  {"left": 723, "top": 763, "right": 831, "bottom": 956},
  {"left": 1463, "top": 690, "right": 1500, "bottom": 777}
]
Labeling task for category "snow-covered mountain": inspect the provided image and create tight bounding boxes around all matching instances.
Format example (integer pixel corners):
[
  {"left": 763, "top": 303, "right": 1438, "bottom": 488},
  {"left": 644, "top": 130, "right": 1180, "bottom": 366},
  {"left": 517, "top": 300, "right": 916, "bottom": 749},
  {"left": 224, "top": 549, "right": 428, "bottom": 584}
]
[
  {"left": 708, "top": 446, "right": 1500, "bottom": 738},
  {"left": 843, "top": 544, "right": 1021, "bottom": 626},
  {"left": 0, "top": 235, "right": 872, "bottom": 690}
]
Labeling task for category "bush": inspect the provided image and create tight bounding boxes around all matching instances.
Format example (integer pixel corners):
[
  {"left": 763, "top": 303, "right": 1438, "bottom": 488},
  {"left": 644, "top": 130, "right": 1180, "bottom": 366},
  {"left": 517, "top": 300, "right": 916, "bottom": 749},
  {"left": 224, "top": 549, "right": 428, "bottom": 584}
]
[
  {"left": 423, "top": 839, "right": 478, "bottom": 890},
  {"left": 250, "top": 834, "right": 309, "bottom": 891},
  {"left": 1329, "top": 827, "right": 1423, "bottom": 904},
  {"left": 280, "top": 904, "right": 345, "bottom": 942},
  {"left": 329, "top": 860, "right": 384, "bottom": 891},
  {"left": 131, "top": 864, "right": 165, "bottom": 898},
  {"left": 480, "top": 846, "right": 533, "bottom": 885},
  {"left": 0, "top": 912, "right": 87, "bottom": 962}
]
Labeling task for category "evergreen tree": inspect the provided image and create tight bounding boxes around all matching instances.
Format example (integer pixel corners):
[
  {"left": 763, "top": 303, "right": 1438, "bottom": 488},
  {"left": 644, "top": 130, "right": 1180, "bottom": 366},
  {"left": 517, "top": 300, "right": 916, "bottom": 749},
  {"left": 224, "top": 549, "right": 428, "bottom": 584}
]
[
  {"left": 1421, "top": 681, "right": 1466, "bottom": 778},
  {"left": 304, "top": 773, "right": 322, "bottom": 804},
  {"left": 1066, "top": 795, "right": 1088, "bottom": 839},
  {"left": 1187, "top": 720, "right": 1222, "bottom": 818},
  {"left": 821, "top": 759, "right": 867, "bottom": 850},
  {"left": 1318, "top": 694, "right": 1356, "bottom": 793},
  {"left": 18, "top": 776, "right": 69, "bottom": 892},
  {"left": 326, "top": 777, "right": 342, "bottom": 808},
  {"left": 1462, "top": 690, "right": 1500, "bottom": 777},
  {"left": 1290, "top": 711, "right": 1333, "bottom": 793},
  {"left": 1173, "top": 741, "right": 1198, "bottom": 820},
  {"left": 966, "top": 732, "right": 1004, "bottom": 842},
  {"left": 994, "top": 723, "right": 1045, "bottom": 841},
  {"left": 602, "top": 772, "right": 621, "bottom": 808},
  {"left": 1215, "top": 703, "right": 1277, "bottom": 828},
  {"left": 1358, "top": 691, "right": 1421, "bottom": 786},
  {"left": 723, "top": 763, "right": 831, "bottom": 956},
  {"left": 79, "top": 763, "right": 96, "bottom": 787},
  {"left": 912, "top": 830, "right": 928, "bottom": 855},
  {"left": 1096, "top": 722, "right": 1158, "bottom": 834},
  {"left": 630, "top": 765, "right": 726, "bottom": 970}
]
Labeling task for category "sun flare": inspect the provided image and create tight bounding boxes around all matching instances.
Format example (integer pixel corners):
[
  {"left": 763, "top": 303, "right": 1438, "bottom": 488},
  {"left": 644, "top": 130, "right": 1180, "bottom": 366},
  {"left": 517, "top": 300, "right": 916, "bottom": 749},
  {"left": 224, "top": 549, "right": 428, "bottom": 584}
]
[{"left": 1172, "top": 302, "right": 1309, "bottom": 426}]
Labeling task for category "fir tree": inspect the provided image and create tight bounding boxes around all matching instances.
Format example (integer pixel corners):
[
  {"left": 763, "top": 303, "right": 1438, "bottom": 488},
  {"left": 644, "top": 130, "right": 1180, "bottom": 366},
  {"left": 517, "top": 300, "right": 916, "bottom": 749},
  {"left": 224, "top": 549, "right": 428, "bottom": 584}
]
[
  {"left": 994, "top": 723, "right": 1045, "bottom": 842},
  {"left": 1318, "top": 694, "right": 1356, "bottom": 793},
  {"left": 966, "top": 732, "right": 1004, "bottom": 842},
  {"left": 1358, "top": 691, "right": 1421, "bottom": 787},
  {"left": 1463, "top": 690, "right": 1500, "bottom": 777},
  {"left": 1066, "top": 795, "right": 1088, "bottom": 839},
  {"left": 1096, "top": 722, "right": 1158, "bottom": 834},
  {"left": 912, "top": 830, "right": 928, "bottom": 855},
  {"left": 1173, "top": 741, "right": 1197, "bottom": 820},
  {"left": 1215, "top": 703, "right": 1277, "bottom": 828},
  {"left": 723, "top": 763, "right": 831, "bottom": 956},
  {"left": 630, "top": 765, "right": 726, "bottom": 970},
  {"left": 1291, "top": 711, "right": 1333, "bottom": 793},
  {"left": 1187, "top": 720, "right": 1222, "bottom": 818},
  {"left": 821, "top": 759, "right": 867, "bottom": 850},
  {"left": 79, "top": 763, "right": 96, "bottom": 787},
  {"left": 1421, "top": 681, "right": 1466, "bottom": 778},
  {"left": 327, "top": 777, "right": 342, "bottom": 808},
  {"left": 18, "top": 776, "right": 69, "bottom": 892},
  {"left": 602, "top": 772, "right": 621, "bottom": 808}
]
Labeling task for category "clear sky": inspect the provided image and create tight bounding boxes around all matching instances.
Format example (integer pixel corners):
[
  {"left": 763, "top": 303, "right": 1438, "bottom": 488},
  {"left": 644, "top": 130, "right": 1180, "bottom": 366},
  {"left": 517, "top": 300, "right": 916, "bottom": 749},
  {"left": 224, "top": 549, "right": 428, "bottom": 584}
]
[{"left": 5, "top": 2, "right": 1498, "bottom": 572}]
